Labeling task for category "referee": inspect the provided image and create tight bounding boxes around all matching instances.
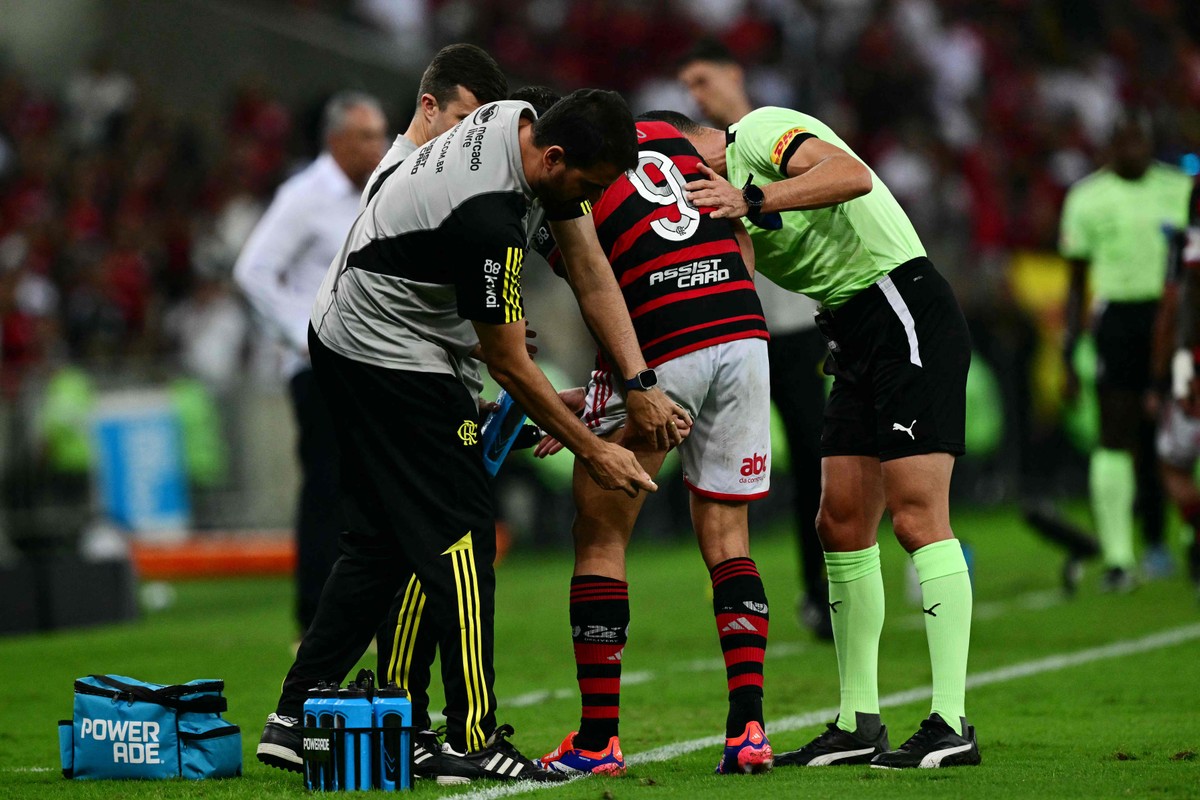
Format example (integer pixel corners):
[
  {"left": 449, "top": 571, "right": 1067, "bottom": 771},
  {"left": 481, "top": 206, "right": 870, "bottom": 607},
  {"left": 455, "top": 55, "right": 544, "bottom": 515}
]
[
  {"left": 257, "top": 90, "right": 691, "bottom": 783},
  {"left": 233, "top": 91, "right": 387, "bottom": 635},
  {"left": 660, "top": 106, "right": 979, "bottom": 768},
  {"left": 1061, "top": 110, "right": 1193, "bottom": 591}
]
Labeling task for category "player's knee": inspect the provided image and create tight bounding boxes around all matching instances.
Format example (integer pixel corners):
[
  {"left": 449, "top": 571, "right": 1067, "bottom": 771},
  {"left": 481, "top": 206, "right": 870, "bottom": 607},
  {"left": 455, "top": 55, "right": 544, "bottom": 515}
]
[
  {"left": 889, "top": 504, "right": 949, "bottom": 552},
  {"left": 815, "top": 504, "right": 866, "bottom": 549}
]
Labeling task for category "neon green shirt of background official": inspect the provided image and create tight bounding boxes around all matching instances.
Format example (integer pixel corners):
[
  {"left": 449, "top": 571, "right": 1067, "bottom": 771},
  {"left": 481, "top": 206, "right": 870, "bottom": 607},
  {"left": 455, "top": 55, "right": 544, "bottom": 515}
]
[
  {"left": 1059, "top": 163, "right": 1193, "bottom": 302},
  {"left": 725, "top": 106, "right": 926, "bottom": 309}
]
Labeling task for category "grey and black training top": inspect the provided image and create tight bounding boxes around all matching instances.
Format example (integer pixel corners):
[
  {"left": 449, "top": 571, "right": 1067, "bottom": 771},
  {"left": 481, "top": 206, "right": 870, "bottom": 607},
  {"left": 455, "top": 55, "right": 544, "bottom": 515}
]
[
  {"left": 312, "top": 100, "right": 564, "bottom": 393},
  {"left": 359, "top": 133, "right": 418, "bottom": 209}
]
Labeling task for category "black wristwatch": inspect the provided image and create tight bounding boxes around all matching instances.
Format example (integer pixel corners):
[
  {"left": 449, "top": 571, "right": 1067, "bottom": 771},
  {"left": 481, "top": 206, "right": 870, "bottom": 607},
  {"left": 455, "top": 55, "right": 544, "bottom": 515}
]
[
  {"left": 741, "top": 176, "right": 765, "bottom": 216},
  {"left": 625, "top": 368, "right": 658, "bottom": 392}
]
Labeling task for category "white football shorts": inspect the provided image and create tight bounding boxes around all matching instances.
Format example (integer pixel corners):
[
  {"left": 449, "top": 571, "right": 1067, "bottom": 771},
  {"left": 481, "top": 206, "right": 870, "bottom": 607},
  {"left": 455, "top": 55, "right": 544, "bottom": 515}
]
[{"left": 581, "top": 337, "right": 771, "bottom": 500}]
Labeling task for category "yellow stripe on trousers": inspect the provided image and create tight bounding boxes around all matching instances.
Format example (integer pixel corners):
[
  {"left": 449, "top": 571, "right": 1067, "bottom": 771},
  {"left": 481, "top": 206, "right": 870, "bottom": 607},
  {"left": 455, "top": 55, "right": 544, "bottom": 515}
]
[
  {"left": 449, "top": 539, "right": 489, "bottom": 751},
  {"left": 387, "top": 576, "right": 425, "bottom": 688}
]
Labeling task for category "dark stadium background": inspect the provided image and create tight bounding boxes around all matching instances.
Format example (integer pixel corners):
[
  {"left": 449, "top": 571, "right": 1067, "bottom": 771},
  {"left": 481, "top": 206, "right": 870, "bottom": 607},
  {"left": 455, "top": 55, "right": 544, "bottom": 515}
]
[{"left": 1, "top": 0, "right": 1199, "bottom": 618}]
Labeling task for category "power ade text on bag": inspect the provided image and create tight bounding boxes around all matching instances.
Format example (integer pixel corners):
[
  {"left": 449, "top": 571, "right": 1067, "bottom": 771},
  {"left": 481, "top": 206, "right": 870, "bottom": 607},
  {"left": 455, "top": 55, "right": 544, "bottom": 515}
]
[
  {"left": 79, "top": 718, "right": 165, "bottom": 764},
  {"left": 59, "top": 674, "right": 242, "bottom": 780}
]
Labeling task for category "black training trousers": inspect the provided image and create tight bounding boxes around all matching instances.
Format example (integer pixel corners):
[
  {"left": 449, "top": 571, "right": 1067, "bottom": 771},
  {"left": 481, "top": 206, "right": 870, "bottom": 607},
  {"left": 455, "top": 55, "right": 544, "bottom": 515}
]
[
  {"left": 288, "top": 367, "right": 344, "bottom": 634},
  {"left": 277, "top": 328, "right": 498, "bottom": 753}
]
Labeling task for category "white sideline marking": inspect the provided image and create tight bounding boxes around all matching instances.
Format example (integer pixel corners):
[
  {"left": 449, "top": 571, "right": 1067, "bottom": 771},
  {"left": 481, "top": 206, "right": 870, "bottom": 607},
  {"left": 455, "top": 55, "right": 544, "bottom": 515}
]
[
  {"left": 451, "top": 622, "right": 1200, "bottom": 800},
  {"left": 493, "top": 672, "right": 656, "bottom": 715},
  {"left": 1, "top": 767, "right": 53, "bottom": 773},
  {"left": 434, "top": 589, "right": 1061, "bottom": 723}
]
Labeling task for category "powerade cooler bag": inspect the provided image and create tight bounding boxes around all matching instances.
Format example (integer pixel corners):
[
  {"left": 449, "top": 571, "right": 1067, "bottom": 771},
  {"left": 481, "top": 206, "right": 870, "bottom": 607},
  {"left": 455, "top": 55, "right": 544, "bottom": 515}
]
[{"left": 59, "top": 675, "right": 242, "bottom": 780}]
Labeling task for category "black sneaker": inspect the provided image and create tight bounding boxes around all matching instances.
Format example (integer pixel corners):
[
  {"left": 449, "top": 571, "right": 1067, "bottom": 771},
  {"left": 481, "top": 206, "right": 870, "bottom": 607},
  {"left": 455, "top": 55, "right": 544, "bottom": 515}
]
[
  {"left": 409, "top": 728, "right": 482, "bottom": 786},
  {"left": 775, "top": 718, "right": 889, "bottom": 766},
  {"left": 412, "top": 729, "right": 441, "bottom": 778},
  {"left": 1062, "top": 555, "right": 1085, "bottom": 596},
  {"left": 1101, "top": 566, "right": 1137, "bottom": 593},
  {"left": 870, "top": 713, "right": 980, "bottom": 769},
  {"left": 443, "top": 724, "right": 568, "bottom": 783},
  {"left": 256, "top": 713, "right": 303, "bottom": 773}
]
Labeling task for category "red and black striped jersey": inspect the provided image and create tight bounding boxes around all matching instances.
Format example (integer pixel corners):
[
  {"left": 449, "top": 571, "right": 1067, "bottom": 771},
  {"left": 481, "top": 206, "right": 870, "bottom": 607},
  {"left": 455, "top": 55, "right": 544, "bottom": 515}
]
[{"left": 590, "top": 120, "right": 768, "bottom": 368}]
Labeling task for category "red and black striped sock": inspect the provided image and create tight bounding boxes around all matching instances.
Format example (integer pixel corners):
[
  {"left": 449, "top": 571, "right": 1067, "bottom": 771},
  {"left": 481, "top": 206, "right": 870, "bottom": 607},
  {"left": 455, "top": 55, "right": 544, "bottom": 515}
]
[
  {"left": 710, "top": 557, "right": 768, "bottom": 738},
  {"left": 570, "top": 575, "right": 629, "bottom": 751}
]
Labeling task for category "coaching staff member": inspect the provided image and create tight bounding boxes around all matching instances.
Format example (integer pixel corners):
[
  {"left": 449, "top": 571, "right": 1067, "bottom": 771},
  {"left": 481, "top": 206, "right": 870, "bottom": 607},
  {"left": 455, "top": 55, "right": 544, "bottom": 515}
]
[
  {"left": 257, "top": 90, "right": 691, "bottom": 783},
  {"left": 234, "top": 91, "right": 387, "bottom": 635},
  {"left": 368, "top": 44, "right": 510, "bottom": 198},
  {"left": 653, "top": 107, "right": 978, "bottom": 769}
]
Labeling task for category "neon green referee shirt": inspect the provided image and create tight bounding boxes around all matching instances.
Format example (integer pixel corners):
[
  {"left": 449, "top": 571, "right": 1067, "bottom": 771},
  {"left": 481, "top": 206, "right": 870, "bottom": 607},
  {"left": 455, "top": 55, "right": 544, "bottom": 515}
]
[
  {"left": 1059, "top": 163, "right": 1192, "bottom": 302},
  {"left": 725, "top": 106, "right": 926, "bottom": 309}
]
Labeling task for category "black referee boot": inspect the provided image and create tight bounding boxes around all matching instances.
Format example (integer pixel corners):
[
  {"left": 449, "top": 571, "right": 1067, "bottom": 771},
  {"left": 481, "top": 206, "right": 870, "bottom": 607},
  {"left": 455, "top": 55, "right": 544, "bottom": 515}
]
[
  {"left": 870, "top": 713, "right": 980, "bottom": 769},
  {"left": 775, "top": 714, "right": 888, "bottom": 766}
]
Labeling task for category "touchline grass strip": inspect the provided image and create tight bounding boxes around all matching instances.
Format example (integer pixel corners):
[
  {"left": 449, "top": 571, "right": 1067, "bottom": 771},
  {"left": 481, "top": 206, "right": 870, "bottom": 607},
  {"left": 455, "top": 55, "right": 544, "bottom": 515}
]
[{"left": 452, "top": 622, "right": 1200, "bottom": 800}]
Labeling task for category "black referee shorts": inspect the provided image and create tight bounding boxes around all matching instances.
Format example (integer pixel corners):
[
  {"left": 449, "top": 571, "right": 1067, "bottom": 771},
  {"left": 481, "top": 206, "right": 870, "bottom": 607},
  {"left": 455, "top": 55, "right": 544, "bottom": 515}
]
[
  {"left": 1093, "top": 299, "right": 1158, "bottom": 393},
  {"left": 279, "top": 327, "right": 498, "bottom": 753},
  {"left": 818, "top": 257, "right": 971, "bottom": 462}
]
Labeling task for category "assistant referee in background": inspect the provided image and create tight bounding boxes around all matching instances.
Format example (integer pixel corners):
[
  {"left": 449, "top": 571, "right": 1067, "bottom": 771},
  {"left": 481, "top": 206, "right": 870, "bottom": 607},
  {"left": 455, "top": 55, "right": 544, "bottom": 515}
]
[{"left": 1061, "top": 110, "right": 1193, "bottom": 590}]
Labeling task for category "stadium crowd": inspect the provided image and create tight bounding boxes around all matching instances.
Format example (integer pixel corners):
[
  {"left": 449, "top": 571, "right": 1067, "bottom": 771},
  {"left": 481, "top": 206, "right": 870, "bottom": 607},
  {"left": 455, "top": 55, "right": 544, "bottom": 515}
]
[
  {"left": 0, "top": 54, "right": 296, "bottom": 396},
  {"left": 1, "top": 0, "right": 1199, "bottom": 460}
]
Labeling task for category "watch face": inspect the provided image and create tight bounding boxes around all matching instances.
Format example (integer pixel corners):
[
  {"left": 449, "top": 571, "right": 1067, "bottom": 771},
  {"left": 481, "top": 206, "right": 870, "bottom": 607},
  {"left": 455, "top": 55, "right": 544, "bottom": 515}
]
[
  {"left": 628, "top": 369, "right": 657, "bottom": 390},
  {"left": 744, "top": 184, "right": 765, "bottom": 209}
]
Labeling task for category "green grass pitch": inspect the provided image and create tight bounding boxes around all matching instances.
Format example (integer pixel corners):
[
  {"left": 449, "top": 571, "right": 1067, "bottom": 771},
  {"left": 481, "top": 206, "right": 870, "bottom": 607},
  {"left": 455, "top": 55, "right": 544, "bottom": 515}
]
[{"left": 1, "top": 505, "right": 1197, "bottom": 798}]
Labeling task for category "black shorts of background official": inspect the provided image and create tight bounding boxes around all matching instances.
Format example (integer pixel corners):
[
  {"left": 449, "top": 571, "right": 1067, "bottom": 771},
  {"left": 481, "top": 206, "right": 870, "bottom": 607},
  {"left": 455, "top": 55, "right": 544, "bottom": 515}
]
[
  {"left": 1093, "top": 299, "right": 1158, "bottom": 393},
  {"left": 817, "top": 257, "right": 971, "bottom": 462}
]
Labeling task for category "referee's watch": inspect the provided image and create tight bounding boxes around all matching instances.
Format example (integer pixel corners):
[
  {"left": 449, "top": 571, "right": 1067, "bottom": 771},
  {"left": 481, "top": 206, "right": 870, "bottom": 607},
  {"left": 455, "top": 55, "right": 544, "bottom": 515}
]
[
  {"left": 625, "top": 368, "right": 658, "bottom": 392},
  {"left": 741, "top": 176, "right": 766, "bottom": 216}
]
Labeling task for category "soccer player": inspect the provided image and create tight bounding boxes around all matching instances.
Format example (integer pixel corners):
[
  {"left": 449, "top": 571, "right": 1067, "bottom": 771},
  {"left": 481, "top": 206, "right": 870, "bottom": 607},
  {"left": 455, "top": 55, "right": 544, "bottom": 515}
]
[
  {"left": 233, "top": 91, "right": 388, "bottom": 636},
  {"left": 1061, "top": 111, "right": 1194, "bottom": 591},
  {"left": 679, "top": 39, "right": 832, "bottom": 640},
  {"left": 1152, "top": 185, "right": 1200, "bottom": 598},
  {"left": 655, "top": 107, "right": 980, "bottom": 768},
  {"left": 535, "top": 116, "right": 774, "bottom": 777},
  {"left": 256, "top": 90, "right": 691, "bottom": 783}
]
